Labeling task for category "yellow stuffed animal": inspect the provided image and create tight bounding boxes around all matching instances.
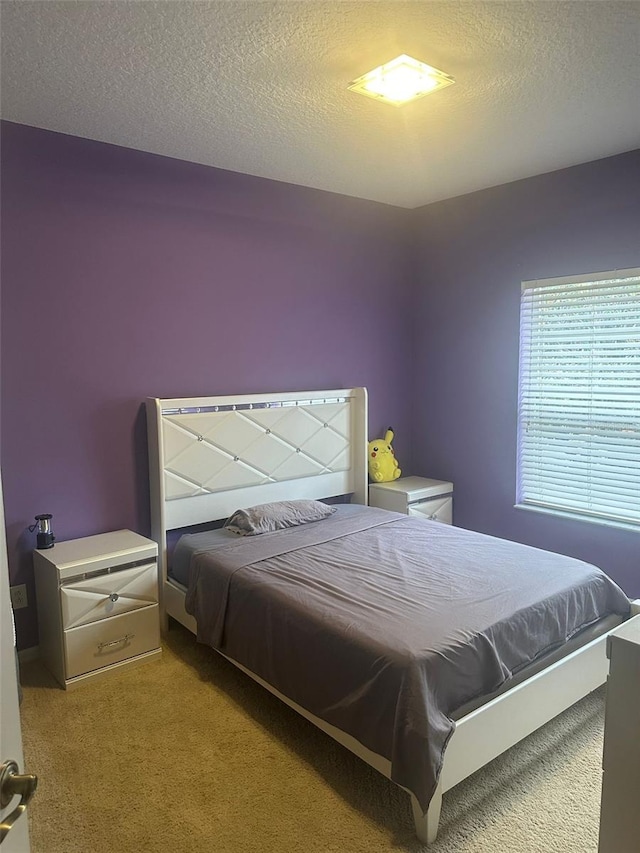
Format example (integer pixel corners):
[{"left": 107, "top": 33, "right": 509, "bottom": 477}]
[{"left": 368, "top": 428, "right": 401, "bottom": 482}]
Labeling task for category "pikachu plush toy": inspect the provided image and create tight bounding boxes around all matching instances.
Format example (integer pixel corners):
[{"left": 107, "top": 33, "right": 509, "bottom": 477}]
[{"left": 367, "top": 428, "right": 401, "bottom": 482}]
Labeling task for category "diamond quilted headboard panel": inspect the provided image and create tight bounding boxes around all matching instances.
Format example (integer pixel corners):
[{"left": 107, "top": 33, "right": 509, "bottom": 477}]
[
  {"left": 147, "top": 388, "right": 368, "bottom": 535},
  {"left": 163, "top": 399, "right": 352, "bottom": 501}
]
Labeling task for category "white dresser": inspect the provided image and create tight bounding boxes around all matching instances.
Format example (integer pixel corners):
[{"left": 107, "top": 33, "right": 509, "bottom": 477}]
[
  {"left": 34, "top": 530, "right": 161, "bottom": 689},
  {"left": 368, "top": 476, "right": 453, "bottom": 524},
  {"left": 598, "top": 613, "right": 640, "bottom": 853}
]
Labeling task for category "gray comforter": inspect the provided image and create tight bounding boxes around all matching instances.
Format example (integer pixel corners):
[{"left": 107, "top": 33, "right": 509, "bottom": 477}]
[{"left": 183, "top": 505, "right": 630, "bottom": 811}]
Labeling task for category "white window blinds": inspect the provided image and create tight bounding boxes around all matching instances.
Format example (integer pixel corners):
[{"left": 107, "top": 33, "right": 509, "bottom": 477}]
[{"left": 517, "top": 268, "right": 640, "bottom": 529}]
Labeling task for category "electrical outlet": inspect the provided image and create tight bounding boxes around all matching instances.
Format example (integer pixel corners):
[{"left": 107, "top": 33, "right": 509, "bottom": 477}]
[{"left": 10, "top": 584, "right": 28, "bottom": 610}]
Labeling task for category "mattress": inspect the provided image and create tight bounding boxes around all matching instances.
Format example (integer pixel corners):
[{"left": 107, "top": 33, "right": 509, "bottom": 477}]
[{"left": 179, "top": 504, "right": 630, "bottom": 811}]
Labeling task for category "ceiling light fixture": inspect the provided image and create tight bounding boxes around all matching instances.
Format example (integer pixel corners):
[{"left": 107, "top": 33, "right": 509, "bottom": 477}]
[{"left": 348, "top": 54, "right": 455, "bottom": 106}]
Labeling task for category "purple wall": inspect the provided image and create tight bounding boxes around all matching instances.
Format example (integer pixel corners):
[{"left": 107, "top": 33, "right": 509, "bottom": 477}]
[
  {"left": 1, "top": 121, "right": 415, "bottom": 649},
  {"left": 412, "top": 150, "right": 640, "bottom": 596},
  {"left": 2, "top": 122, "right": 638, "bottom": 650}
]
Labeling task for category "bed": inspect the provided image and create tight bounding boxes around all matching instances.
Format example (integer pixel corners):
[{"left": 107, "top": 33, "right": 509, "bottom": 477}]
[{"left": 146, "top": 387, "right": 636, "bottom": 844}]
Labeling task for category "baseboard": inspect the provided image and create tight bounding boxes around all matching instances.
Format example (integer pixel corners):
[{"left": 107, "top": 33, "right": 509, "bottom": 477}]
[{"left": 18, "top": 645, "right": 40, "bottom": 664}]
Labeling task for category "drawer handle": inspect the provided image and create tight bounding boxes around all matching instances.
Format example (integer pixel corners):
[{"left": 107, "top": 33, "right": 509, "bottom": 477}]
[{"left": 97, "top": 633, "right": 134, "bottom": 652}]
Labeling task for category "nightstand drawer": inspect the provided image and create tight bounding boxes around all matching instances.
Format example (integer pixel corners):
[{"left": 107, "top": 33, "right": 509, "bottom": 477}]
[
  {"left": 408, "top": 496, "right": 453, "bottom": 524},
  {"left": 61, "top": 561, "right": 158, "bottom": 629},
  {"left": 369, "top": 476, "right": 453, "bottom": 524},
  {"left": 64, "top": 605, "right": 160, "bottom": 679}
]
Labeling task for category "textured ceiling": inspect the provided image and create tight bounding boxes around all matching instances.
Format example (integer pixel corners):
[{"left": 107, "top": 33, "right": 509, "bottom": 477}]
[{"left": 1, "top": 1, "right": 639, "bottom": 208}]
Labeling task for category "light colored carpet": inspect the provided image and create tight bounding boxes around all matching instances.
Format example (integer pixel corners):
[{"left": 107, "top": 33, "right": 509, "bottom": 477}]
[{"left": 20, "top": 622, "right": 605, "bottom": 853}]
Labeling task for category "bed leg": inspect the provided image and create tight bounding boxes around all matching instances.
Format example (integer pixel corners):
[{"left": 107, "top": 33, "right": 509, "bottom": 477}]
[{"left": 410, "top": 783, "right": 443, "bottom": 846}]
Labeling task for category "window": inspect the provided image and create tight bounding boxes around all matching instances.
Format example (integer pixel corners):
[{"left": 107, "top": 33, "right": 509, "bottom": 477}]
[{"left": 517, "top": 268, "right": 640, "bottom": 529}]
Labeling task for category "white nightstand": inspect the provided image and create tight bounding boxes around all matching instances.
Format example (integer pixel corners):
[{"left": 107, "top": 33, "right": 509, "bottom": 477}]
[
  {"left": 34, "top": 529, "right": 161, "bottom": 689},
  {"left": 368, "top": 476, "right": 454, "bottom": 524}
]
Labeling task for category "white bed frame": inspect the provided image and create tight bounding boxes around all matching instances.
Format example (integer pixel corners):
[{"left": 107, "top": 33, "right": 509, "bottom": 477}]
[{"left": 146, "top": 387, "right": 638, "bottom": 845}]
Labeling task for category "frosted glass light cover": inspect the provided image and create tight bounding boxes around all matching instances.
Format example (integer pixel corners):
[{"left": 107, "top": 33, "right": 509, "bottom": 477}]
[{"left": 348, "top": 54, "right": 455, "bottom": 106}]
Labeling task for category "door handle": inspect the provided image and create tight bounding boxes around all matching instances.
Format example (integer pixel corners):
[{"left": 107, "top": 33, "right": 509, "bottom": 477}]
[{"left": 0, "top": 759, "right": 38, "bottom": 843}]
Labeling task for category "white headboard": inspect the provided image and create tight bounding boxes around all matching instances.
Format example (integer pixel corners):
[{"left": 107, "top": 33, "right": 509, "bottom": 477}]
[{"left": 146, "top": 387, "right": 368, "bottom": 589}]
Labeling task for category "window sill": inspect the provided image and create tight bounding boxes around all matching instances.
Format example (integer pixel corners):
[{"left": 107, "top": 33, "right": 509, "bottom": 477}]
[{"left": 514, "top": 503, "right": 640, "bottom": 534}]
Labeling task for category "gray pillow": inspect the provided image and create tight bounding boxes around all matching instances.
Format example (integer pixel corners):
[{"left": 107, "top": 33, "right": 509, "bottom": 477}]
[{"left": 224, "top": 500, "right": 336, "bottom": 536}]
